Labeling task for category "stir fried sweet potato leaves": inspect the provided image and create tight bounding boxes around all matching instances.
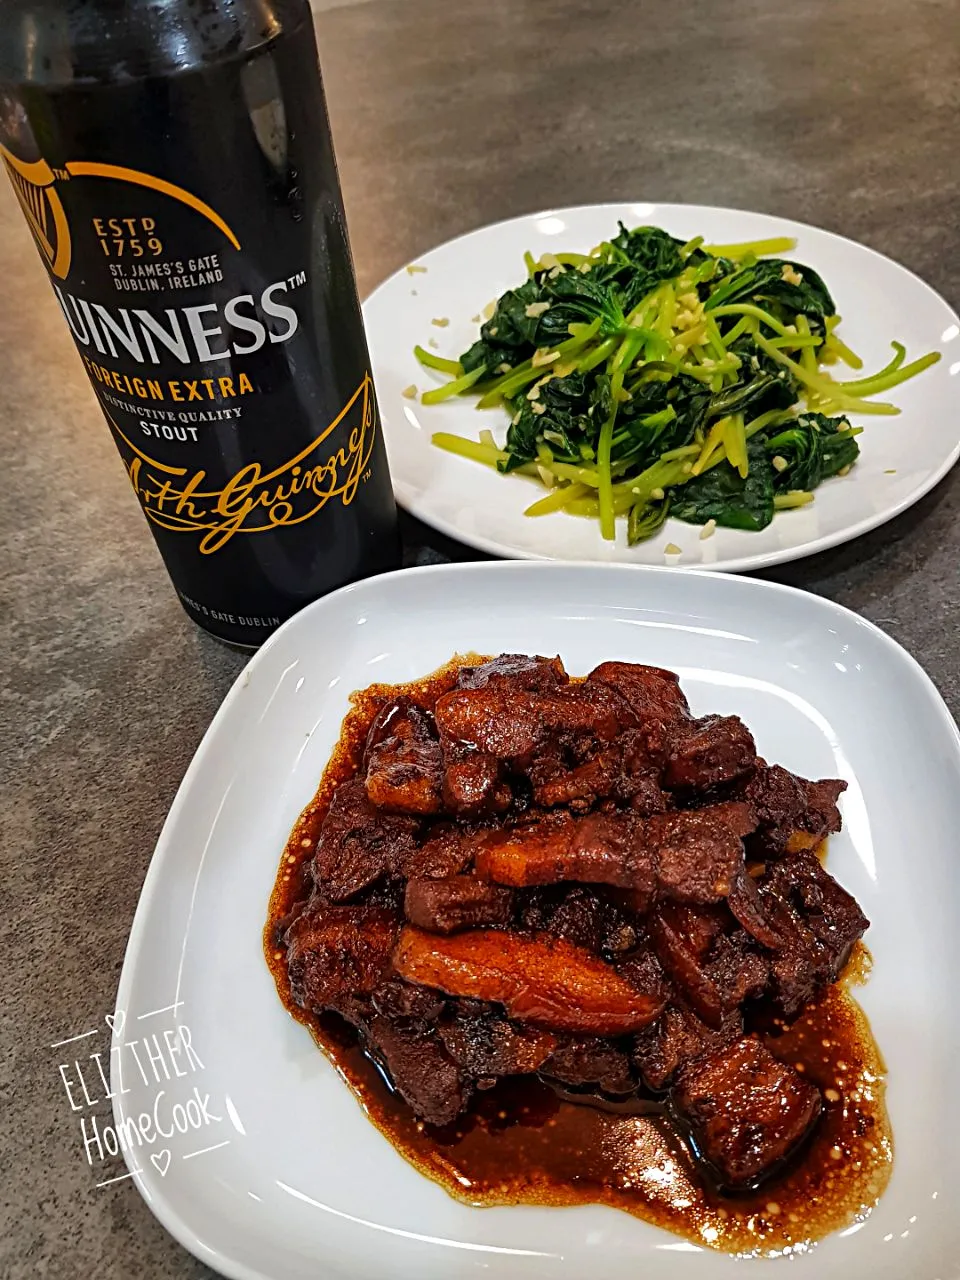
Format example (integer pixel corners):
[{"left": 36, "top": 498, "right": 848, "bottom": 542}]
[{"left": 417, "top": 225, "right": 940, "bottom": 543}]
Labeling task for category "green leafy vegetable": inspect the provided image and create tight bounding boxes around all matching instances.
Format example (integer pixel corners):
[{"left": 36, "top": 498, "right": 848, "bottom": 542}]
[
  {"left": 628, "top": 498, "right": 671, "bottom": 545},
  {"left": 703, "top": 259, "right": 835, "bottom": 330},
  {"left": 672, "top": 441, "right": 775, "bottom": 531},
  {"left": 764, "top": 412, "right": 860, "bottom": 489},
  {"left": 421, "top": 222, "right": 941, "bottom": 545}
]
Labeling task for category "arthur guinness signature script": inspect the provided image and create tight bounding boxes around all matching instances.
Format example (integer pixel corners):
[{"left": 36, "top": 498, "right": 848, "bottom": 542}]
[{"left": 108, "top": 375, "right": 376, "bottom": 553}]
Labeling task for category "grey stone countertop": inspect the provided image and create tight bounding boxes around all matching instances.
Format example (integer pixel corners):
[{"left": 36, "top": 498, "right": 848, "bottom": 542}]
[{"left": 1, "top": 0, "right": 957, "bottom": 1274}]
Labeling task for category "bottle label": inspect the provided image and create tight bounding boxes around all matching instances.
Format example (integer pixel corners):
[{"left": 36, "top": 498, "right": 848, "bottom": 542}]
[{"left": 1, "top": 143, "right": 377, "bottom": 555}]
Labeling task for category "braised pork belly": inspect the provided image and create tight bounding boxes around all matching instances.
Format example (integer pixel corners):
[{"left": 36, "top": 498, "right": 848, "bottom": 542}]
[{"left": 267, "top": 654, "right": 889, "bottom": 1253}]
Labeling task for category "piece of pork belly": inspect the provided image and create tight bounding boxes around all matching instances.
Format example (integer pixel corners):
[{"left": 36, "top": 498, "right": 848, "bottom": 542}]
[
  {"left": 527, "top": 732, "right": 671, "bottom": 815},
  {"left": 362, "top": 1012, "right": 470, "bottom": 1127},
  {"left": 442, "top": 752, "right": 512, "bottom": 817},
  {"left": 435, "top": 671, "right": 639, "bottom": 816},
  {"left": 632, "top": 1004, "right": 743, "bottom": 1091},
  {"left": 438, "top": 1008, "right": 558, "bottom": 1079},
  {"left": 363, "top": 697, "right": 444, "bottom": 816},
  {"left": 456, "top": 654, "right": 568, "bottom": 691},
  {"left": 541, "top": 1037, "right": 637, "bottom": 1095},
  {"left": 397, "top": 823, "right": 475, "bottom": 881},
  {"left": 663, "top": 715, "right": 757, "bottom": 793},
  {"left": 646, "top": 802, "right": 756, "bottom": 903},
  {"left": 285, "top": 897, "right": 399, "bottom": 1015},
  {"left": 647, "top": 909, "right": 729, "bottom": 1028},
  {"left": 588, "top": 662, "right": 759, "bottom": 795},
  {"left": 798, "top": 778, "right": 848, "bottom": 843},
  {"left": 586, "top": 661, "right": 690, "bottom": 726},
  {"left": 393, "top": 926, "right": 665, "bottom": 1035},
  {"left": 313, "top": 780, "right": 418, "bottom": 901},
  {"left": 404, "top": 875, "right": 514, "bottom": 934},
  {"left": 519, "top": 884, "right": 636, "bottom": 955},
  {"left": 527, "top": 743, "right": 624, "bottom": 812},
  {"left": 370, "top": 978, "right": 444, "bottom": 1025},
  {"left": 474, "top": 810, "right": 657, "bottom": 900},
  {"left": 672, "top": 1037, "right": 821, "bottom": 1189},
  {"left": 615, "top": 944, "right": 669, "bottom": 1007},
  {"left": 738, "top": 763, "right": 847, "bottom": 858},
  {"left": 648, "top": 903, "right": 768, "bottom": 1029},
  {"left": 435, "top": 682, "right": 635, "bottom": 763},
  {"left": 767, "top": 852, "right": 867, "bottom": 962},
  {"left": 760, "top": 851, "right": 869, "bottom": 1016},
  {"left": 727, "top": 866, "right": 786, "bottom": 949},
  {"left": 474, "top": 802, "right": 756, "bottom": 908}
]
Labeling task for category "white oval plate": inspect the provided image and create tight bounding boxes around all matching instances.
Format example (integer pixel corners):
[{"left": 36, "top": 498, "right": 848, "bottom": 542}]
[
  {"left": 114, "top": 562, "right": 959, "bottom": 1279},
  {"left": 364, "top": 204, "right": 960, "bottom": 570}
]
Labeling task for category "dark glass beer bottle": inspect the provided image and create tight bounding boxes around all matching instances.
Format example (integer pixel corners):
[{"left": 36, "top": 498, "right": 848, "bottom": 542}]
[{"left": 0, "top": 0, "right": 399, "bottom": 647}]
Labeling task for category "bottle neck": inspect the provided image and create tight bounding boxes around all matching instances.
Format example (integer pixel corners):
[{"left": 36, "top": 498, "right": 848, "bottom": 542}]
[{"left": 0, "top": 0, "right": 311, "bottom": 86}]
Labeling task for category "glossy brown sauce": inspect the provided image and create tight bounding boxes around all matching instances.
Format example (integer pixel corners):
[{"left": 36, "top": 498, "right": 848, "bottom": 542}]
[{"left": 264, "top": 658, "right": 892, "bottom": 1256}]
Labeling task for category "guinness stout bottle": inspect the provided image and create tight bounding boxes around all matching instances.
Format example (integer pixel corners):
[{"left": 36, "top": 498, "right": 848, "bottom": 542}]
[{"left": 0, "top": 0, "right": 399, "bottom": 646}]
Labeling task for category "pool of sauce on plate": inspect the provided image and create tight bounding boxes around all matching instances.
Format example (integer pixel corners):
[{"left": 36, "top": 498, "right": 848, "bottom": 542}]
[{"left": 264, "top": 658, "right": 892, "bottom": 1257}]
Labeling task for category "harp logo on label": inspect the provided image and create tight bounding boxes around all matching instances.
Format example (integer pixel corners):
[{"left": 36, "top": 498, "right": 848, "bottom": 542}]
[{"left": 51, "top": 1005, "right": 237, "bottom": 1189}]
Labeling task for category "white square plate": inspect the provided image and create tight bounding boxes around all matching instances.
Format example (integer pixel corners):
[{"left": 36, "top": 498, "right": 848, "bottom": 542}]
[{"left": 114, "top": 563, "right": 960, "bottom": 1279}]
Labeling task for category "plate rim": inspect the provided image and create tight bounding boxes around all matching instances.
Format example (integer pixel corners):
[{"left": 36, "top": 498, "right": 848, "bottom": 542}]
[
  {"left": 112, "top": 560, "right": 960, "bottom": 1279},
  {"left": 365, "top": 201, "right": 960, "bottom": 572}
]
